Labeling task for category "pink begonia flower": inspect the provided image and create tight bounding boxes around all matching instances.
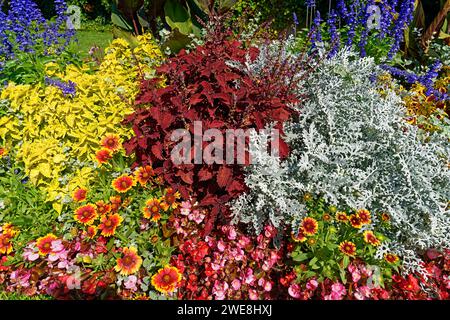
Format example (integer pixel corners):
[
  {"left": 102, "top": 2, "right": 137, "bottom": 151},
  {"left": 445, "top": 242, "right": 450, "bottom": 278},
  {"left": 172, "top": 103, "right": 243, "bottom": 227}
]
[
  {"left": 360, "top": 265, "right": 374, "bottom": 277},
  {"left": 66, "top": 274, "right": 81, "bottom": 290},
  {"left": 354, "top": 285, "right": 372, "bottom": 300},
  {"left": 222, "top": 226, "right": 237, "bottom": 240},
  {"left": 243, "top": 268, "right": 256, "bottom": 285},
  {"left": 248, "top": 289, "right": 259, "bottom": 300},
  {"left": 238, "top": 236, "right": 251, "bottom": 248},
  {"left": 48, "top": 240, "right": 68, "bottom": 262},
  {"left": 23, "top": 245, "right": 39, "bottom": 262},
  {"left": 212, "top": 281, "right": 229, "bottom": 300},
  {"left": 217, "top": 240, "right": 226, "bottom": 252},
  {"left": 306, "top": 279, "right": 318, "bottom": 291},
  {"left": 348, "top": 264, "right": 361, "bottom": 282},
  {"left": 258, "top": 278, "right": 266, "bottom": 287},
  {"left": 264, "top": 225, "right": 277, "bottom": 238},
  {"left": 324, "top": 282, "right": 347, "bottom": 300},
  {"left": 288, "top": 283, "right": 302, "bottom": 299},
  {"left": 180, "top": 201, "right": 192, "bottom": 216},
  {"left": 58, "top": 260, "right": 70, "bottom": 269},
  {"left": 10, "top": 270, "right": 31, "bottom": 288},
  {"left": 444, "top": 275, "right": 450, "bottom": 289},
  {"left": 231, "top": 279, "right": 241, "bottom": 291},
  {"left": 124, "top": 275, "right": 138, "bottom": 291},
  {"left": 264, "top": 281, "right": 273, "bottom": 292},
  {"left": 189, "top": 210, "right": 205, "bottom": 224}
]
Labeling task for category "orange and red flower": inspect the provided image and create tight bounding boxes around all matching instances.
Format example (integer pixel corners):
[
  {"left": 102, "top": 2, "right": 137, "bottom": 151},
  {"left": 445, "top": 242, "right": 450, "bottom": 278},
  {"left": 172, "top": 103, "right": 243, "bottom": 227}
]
[
  {"left": 159, "top": 188, "right": 181, "bottom": 211},
  {"left": 301, "top": 217, "right": 318, "bottom": 236},
  {"left": 151, "top": 266, "right": 182, "bottom": 294},
  {"left": 112, "top": 175, "right": 135, "bottom": 193},
  {"left": 143, "top": 198, "right": 162, "bottom": 222},
  {"left": 335, "top": 212, "right": 348, "bottom": 222},
  {"left": 74, "top": 204, "right": 97, "bottom": 225},
  {"left": 2, "top": 223, "right": 18, "bottom": 237},
  {"left": 36, "top": 234, "right": 57, "bottom": 255},
  {"left": 381, "top": 213, "right": 390, "bottom": 222},
  {"left": 135, "top": 165, "right": 154, "bottom": 186},
  {"left": 291, "top": 228, "right": 307, "bottom": 242},
  {"left": 363, "top": 231, "right": 381, "bottom": 246},
  {"left": 110, "top": 196, "right": 121, "bottom": 212},
  {"left": 0, "top": 147, "right": 6, "bottom": 157},
  {"left": 385, "top": 253, "right": 399, "bottom": 264},
  {"left": 101, "top": 134, "right": 121, "bottom": 152},
  {"left": 356, "top": 209, "right": 371, "bottom": 225},
  {"left": 349, "top": 214, "right": 362, "bottom": 229},
  {"left": 85, "top": 226, "right": 98, "bottom": 239},
  {"left": 115, "top": 247, "right": 142, "bottom": 276},
  {"left": 98, "top": 213, "right": 123, "bottom": 237},
  {"left": 339, "top": 241, "right": 357, "bottom": 257},
  {"left": 72, "top": 187, "right": 88, "bottom": 202},
  {"left": 95, "top": 200, "right": 111, "bottom": 216},
  {"left": 95, "top": 148, "right": 112, "bottom": 165},
  {"left": 0, "top": 233, "right": 13, "bottom": 255}
]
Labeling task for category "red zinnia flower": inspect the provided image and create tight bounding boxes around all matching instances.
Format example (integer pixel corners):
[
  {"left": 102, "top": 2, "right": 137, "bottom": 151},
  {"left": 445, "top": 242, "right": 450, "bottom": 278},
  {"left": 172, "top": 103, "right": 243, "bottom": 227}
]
[
  {"left": 112, "top": 175, "right": 135, "bottom": 193},
  {"left": 115, "top": 247, "right": 142, "bottom": 276},
  {"left": 143, "top": 198, "right": 162, "bottom": 222},
  {"left": 95, "top": 148, "right": 112, "bottom": 165},
  {"left": 98, "top": 213, "right": 123, "bottom": 237},
  {"left": 72, "top": 187, "right": 88, "bottom": 202},
  {"left": 95, "top": 200, "right": 111, "bottom": 216},
  {"left": 101, "top": 134, "right": 121, "bottom": 152},
  {"left": 74, "top": 204, "right": 97, "bottom": 225},
  {"left": 151, "top": 266, "right": 182, "bottom": 294},
  {"left": 356, "top": 209, "right": 371, "bottom": 225},
  {"left": 301, "top": 217, "right": 318, "bottom": 236},
  {"left": 135, "top": 166, "right": 154, "bottom": 186},
  {"left": 349, "top": 214, "right": 362, "bottom": 229},
  {"left": 36, "top": 234, "right": 57, "bottom": 255},
  {"left": 363, "top": 231, "right": 381, "bottom": 246},
  {"left": 339, "top": 241, "right": 357, "bottom": 257}
]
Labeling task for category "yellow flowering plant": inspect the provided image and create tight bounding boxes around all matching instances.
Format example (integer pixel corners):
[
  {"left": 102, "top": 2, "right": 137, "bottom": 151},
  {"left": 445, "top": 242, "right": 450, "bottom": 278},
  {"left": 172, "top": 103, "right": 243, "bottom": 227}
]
[{"left": 0, "top": 34, "right": 163, "bottom": 213}]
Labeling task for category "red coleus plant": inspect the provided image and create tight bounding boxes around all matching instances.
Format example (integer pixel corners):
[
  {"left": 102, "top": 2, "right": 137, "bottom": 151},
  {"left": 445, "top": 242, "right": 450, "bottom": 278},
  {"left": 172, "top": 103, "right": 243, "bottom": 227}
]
[{"left": 123, "top": 24, "right": 307, "bottom": 233}]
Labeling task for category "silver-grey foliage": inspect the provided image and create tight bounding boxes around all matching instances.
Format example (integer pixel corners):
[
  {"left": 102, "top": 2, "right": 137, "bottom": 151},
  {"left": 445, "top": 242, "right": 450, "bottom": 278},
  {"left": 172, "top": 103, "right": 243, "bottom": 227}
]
[{"left": 231, "top": 50, "right": 450, "bottom": 271}]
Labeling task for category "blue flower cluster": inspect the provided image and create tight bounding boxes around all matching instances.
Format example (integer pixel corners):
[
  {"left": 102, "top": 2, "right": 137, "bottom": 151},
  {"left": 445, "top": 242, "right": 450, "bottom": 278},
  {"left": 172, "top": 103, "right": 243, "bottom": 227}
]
[
  {"left": 45, "top": 76, "right": 76, "bottom": 97},
  {"left": 0, "top": 0, "right": 74, "bottom": 70}
]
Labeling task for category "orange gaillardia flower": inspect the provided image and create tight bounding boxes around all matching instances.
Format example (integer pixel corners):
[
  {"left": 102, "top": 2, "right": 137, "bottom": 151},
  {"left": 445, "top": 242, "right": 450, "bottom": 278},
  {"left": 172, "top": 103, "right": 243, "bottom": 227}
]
[
  {"left": 349, "top": 214, "right": 362, "bottom": 229},
  {"left": 112, "top": 175, "right": 135, "bottom": 193},
  {"left": 135, "top": 166, "right": 154, "bottom": 186},
  {"left": 110, "top": 196, "right": 122, "bottom": 212},
  {"left": 2, "top": 223, "right": 19, "bottom": 237},
  {"left": 162, "top": 188, "right": 181, "bottom": 210},
  {"left": 86, "top": 226, "right": 98, "bottom": 239},
  {"left": 115, "top": 247, "right": 142, "bottom": 276},
  {"left": 98, "top": 213, "right": 123, "bottom": 237},
  {"left": 151, "top": 266, "right": 182, "bottom": 294},
  {"left": 381, "top": 213, "right": 390, "bottom": 222},
  {"left": 101, "top": 134, "right": 121, "bottom": 152},
  {"left": 291, "top": 229, "right": 307, "bottom": 242},
  {"left": 339, "top": 241, "right": 357, "bottom": 257},
  {"left": 385, "top": 253, "right": 400, "bottom": 264},
  {"left": 356, "top": 209, "right": 371, "bottom": 225},
  {"left": 363, "top": 231, "right": 381, "bottom": 246},
  {"left": 335, "top": 212, "right": 348, "bottom": 222},
  {"left": 36, "top": 234, "right": 58, "bottom": 255},
  {"left": 301, "top": 217, "right": 318, "bottom": 236},
  {"left": 0, "top": 234, "right": 13, "bottom": 255},
  {"left": 95, "top": 148, "right": 113, "bottom": 165},
  {"left": 72, "top": 187, "right": 88, "bottom": 202},
  {"left": 95, "top": 200, "right": 111, "bottom": 216},
  {"left": 143, "top": 198, "right": 162, "bottom": 222},
  {"left": 74, "top": 204, "right": 97, "bottom": 225}
]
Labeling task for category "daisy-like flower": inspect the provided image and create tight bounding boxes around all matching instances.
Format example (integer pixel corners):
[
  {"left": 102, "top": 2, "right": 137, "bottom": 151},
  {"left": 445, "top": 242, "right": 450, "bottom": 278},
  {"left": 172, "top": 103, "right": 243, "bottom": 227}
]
[
  {"left": 95, "top": 148, "right": 112, "bottom": 165},
  {"left": 98, "top": 213, "right": 123, "bottom": 237},
  {"left": 385, "top": 253, "right": 399, "bottom": 264},
  {"left": 339, "top": 241, "right": 357, "bottom": 257},
  {"left": 85, "top": 226, "right": 97, "bottom": 239},
  {"left": 110, "top": 196, "right": 121, "bottom": 212},
  {"left": 74, "top": 204, "right": 97, "bottom": 225},
  {"left": 349, "top": 214, "right": 362, "bottom": 229},
  {"left": 101, "top": 134, "right": 121, "bottom": 152},
  {"left": 323, "top": 214, "right": 332, "bottom": 222},
  {"left": 112, "top": 175, "right": 135, "bottom": 193},
  {"left": 36, "top": 234, "right": 58, "bottom": 255},
  {"left": 291, "top": 229, "right": 307, "bottom": 242},
  {"left": 161, "top": 188, "right": 181, "bottom": 210},
  {"left": 335, "top": 212, "right": 348, "bottom": 222},
  {"left": 115, "top": 247, "right": 142, "bottom": 276},
  {"left": 363, "top": 231, "right": 381, "bottom": 246},
  {"left": 301, "top": 217, "right": 318, "bottom": 236},
  {"left": 143, "top": 198, "right": 162, "bottom": 222},
  {"left": 135, "top": 165, "right": 154, "bottom": 186},
  {"left": 356, "top": 209, "right": 371, "bottom": 225},
  {"left": 151, "top": 266, "right": 182, "bottom": 294},
  {"left": 0, "top": 233, "right": 13, "bottom": 255},
  {"left": 2, "top": 223, "right": 19, "bottom": 237},
  {"left": 381, "top": 213, "right": 390, "bottom": 222},
  {"left": 95, "top": 200, "right": 111, "bottom": 216},
  {"left": 72, "top": 187, "right": 88, "bottom": 202}
]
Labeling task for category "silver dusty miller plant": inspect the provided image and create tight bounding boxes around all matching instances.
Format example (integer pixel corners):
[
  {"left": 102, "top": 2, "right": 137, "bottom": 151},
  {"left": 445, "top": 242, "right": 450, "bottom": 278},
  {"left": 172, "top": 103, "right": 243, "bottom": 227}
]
[{"left": 231, "top": 49, "right": 450, "bottom": 271}]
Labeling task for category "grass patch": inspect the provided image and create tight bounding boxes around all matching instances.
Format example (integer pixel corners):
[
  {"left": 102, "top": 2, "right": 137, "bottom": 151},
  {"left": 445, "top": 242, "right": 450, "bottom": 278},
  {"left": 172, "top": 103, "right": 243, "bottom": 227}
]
[
  {"left": 75, "top": 30, "right": 113, "bottom": 57},
  {"left": 0, "top": 291, "right": 53, "bottom": 300}
]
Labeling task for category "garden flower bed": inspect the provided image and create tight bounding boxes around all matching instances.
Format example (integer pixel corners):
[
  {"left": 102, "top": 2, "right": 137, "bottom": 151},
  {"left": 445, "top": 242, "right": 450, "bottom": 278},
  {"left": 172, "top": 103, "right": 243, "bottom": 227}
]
[{"left": 0, "top": 0, "right": 449, "bottom": 301}]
